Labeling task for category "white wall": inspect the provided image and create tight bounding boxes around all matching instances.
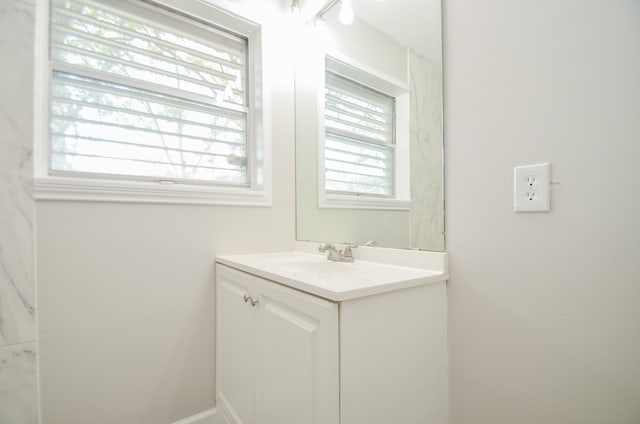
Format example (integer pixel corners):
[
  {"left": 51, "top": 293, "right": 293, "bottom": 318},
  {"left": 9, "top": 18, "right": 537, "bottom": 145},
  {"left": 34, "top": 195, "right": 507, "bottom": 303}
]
[
  {"left": 36, "top": 3, "right": 297, "bottom": 423},
  {"left": 444, "top": 1, "right": 640, "bottom": 423},
  {"left": 37, "top": 202, "right": 294, "bottom": 423}
]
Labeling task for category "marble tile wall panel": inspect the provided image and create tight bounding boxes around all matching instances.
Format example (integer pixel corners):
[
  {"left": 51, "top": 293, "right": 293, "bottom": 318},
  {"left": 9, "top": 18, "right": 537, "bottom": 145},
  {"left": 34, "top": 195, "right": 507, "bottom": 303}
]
[
  {"left": 0, "top": 342, "right": 38, "bottom": 424},
  {"left": 0, "top": 0, "right": 39, "bottom": 422},
  {"left": 409, "top": 51, "right": 445, "bottom": 251},
  {"left": 0, "top": 0, "right": 35, "bottom": 174},
  {"left": 0, "top": 0, "right": 36, "bottom": 348},
  {"left": 0, "top": 172, "right": 35, "bottom": 347}
]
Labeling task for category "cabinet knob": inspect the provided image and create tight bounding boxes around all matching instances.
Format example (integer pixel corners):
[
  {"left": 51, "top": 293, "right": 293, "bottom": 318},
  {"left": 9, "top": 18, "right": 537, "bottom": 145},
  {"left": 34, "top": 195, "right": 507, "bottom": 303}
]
[
  {"left": 250, "top": 298, "right": 259, "bottom": 307},
  {"left": 243, "top": 294, "right": 250, "bottom": 303}
]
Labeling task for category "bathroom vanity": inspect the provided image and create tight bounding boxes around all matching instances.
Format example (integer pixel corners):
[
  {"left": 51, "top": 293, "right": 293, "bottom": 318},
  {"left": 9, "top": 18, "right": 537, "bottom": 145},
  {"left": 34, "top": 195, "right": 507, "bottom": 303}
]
[{"left": 215, "top": 250, "right": 448, "bottom": 424}]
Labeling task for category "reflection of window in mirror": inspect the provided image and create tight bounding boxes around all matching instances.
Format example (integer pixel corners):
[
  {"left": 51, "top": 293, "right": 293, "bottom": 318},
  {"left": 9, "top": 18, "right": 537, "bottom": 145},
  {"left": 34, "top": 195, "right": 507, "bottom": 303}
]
[
  {"left": 324, "top": 71, "right": 395, "bottom": 196},
  {"left": 320, "top": 56, "right": 410, "bottom": 210}
]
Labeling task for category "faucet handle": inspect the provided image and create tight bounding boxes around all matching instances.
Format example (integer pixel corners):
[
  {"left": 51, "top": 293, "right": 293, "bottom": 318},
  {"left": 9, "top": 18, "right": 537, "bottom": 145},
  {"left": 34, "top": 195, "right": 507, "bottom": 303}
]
[{"left": 343, "top": 244, "right": 358, "bottom": 257}]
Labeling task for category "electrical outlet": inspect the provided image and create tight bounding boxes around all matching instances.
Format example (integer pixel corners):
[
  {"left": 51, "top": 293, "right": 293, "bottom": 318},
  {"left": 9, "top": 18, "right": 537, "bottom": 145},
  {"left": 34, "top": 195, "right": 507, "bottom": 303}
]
[{"left": 513, "top": 162, "right": 550, "bottom": 212}]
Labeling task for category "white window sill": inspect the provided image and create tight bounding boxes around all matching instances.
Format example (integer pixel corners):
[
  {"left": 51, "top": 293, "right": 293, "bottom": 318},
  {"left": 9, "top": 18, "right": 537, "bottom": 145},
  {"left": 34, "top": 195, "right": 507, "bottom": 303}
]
[
  {"left": 319, "top": 194, "right": 410, "bottom": 211},
  {"left": 33, "top": 176, "right": 271, "bottom": 206}
]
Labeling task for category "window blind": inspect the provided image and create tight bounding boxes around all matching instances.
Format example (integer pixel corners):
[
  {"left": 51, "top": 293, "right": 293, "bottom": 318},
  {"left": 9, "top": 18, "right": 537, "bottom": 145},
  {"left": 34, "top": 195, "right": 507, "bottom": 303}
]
[
  {"left": 324, "top": 71, "right": 395, "bottom": 197},
  {"left": 49, "top": 0, "right": 249, "bottom": 185}
]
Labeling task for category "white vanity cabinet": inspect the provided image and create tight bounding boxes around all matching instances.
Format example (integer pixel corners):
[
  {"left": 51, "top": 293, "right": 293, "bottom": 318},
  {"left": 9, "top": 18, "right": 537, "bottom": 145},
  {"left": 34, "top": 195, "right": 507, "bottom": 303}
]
[
  {"left": 215, "top": 257, "right": 448, "bottom": 424},
  {"left": 216, "top": 264, "right": 339, "bottom": 424}
]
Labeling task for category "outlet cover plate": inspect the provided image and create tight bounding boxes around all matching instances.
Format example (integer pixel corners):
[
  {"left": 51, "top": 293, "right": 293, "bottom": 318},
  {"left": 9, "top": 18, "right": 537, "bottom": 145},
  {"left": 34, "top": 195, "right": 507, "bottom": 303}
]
[{"left": 513, "top": 162, "right": 550, "bottom": 212}]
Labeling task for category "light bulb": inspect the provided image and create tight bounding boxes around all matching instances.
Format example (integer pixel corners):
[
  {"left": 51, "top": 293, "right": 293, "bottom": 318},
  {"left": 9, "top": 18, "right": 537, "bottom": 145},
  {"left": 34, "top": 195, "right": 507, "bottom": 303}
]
[
  {"left": 338, "top": 0, "right": 354, "bottom": 25},
  {"left": 289, "top": 0, "right": 301, "bottom": 16}
]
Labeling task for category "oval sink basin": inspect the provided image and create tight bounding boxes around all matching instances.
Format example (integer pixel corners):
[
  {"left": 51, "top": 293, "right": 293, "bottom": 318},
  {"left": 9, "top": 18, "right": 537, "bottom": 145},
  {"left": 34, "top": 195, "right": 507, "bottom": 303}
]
[{"left": 274, "top": 260, "right": 354, "bottom": 275}]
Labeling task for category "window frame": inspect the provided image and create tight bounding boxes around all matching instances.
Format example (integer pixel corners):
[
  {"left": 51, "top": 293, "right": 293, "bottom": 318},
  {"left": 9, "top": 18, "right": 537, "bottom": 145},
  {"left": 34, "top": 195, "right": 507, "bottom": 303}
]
[
  {"left": 33, "top": 0, "right": 271, "bottom": 206},
  {"left": 318, "top": 55, "right": 411, "bottom": 211}
]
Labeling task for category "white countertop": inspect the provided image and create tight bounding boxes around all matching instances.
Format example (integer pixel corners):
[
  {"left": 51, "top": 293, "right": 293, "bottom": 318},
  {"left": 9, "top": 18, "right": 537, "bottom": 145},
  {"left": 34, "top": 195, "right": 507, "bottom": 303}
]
[{"left": 216, "top": 251, "right": 448, "bottom": 301}]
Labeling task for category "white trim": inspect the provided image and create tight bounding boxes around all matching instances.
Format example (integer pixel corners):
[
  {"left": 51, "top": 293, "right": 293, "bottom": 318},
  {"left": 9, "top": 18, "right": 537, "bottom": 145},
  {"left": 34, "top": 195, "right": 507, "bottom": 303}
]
[
  {"left": 33, "top": 176, "right": 271, "bottom": 206},
  {"left": 215, "top": 393, "right": 241, "bottom": 424},
  {"left": 171, "top": 408, "right": 218, "bottom": 424},
  {"left": 319, "top": 192, "right": 410, "bottom": 210},
  {"left": 394, "top": 91, "right": 411, "bottom": 201},
  {"left": 324, "top": 52, "right": 409, "bottom": 96}
]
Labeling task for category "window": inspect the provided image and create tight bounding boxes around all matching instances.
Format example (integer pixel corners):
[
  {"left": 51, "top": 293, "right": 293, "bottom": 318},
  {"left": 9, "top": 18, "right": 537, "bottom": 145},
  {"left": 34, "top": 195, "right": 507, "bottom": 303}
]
[
  {"left": 324, "top": 71, "right": 395, "bottom": 197},
  {"left": 36, "top": 0, "right": 268, "bottom": 204}
]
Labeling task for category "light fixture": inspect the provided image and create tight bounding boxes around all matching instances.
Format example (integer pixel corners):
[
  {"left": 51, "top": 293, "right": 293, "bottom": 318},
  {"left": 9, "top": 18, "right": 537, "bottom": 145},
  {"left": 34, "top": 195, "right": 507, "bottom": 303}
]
[
  {"left": 290, "top": 0, "right": 301, "bottom": 16},
  {"left": 313, "top": 15, "right": 327, "bottom": 30},
  {"left": 312, "top": 0, "right": 355, "bottom": 27},
  {"left": 338, "top": 0, "right": 354, "bottom": 25}
]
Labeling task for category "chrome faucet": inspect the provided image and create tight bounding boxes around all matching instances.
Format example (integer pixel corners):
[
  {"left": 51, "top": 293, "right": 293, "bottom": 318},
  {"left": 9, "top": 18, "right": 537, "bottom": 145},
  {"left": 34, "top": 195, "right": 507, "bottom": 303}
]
[{"left": 318, "top": 243, "right": 357, "bottom": 262}]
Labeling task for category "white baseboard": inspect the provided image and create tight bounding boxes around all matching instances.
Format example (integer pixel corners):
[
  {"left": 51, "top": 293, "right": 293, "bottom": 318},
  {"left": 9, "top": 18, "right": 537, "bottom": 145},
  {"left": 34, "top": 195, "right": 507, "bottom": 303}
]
[{"left": 171, "top": 408, "right": 218, "bottom": 424}]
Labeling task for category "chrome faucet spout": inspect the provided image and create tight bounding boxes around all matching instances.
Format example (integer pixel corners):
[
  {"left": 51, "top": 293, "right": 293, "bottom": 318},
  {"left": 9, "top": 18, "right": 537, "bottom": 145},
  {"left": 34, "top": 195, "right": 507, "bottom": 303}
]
[
  {"left": 318, "top": 243, "right": 356, "bottom": 262},
  {"left": 318, "top": 242, "right": 333, "bottom": 252}
]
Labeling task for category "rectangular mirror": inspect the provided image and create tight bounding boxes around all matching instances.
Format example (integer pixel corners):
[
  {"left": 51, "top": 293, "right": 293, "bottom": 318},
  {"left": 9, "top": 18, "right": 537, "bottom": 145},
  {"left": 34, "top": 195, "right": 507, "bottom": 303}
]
[{"left": 295, "top": 0, "right": 444, "bottom": 251}]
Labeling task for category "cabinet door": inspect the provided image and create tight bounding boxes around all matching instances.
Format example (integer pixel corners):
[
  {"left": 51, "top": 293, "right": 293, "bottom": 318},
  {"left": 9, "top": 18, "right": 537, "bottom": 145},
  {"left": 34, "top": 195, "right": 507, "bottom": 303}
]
[
  {"left": 253, "top": 277, "right": 339, "bottom": 424},
  {"left": 216, "top": 265, "right": 255, "bottom": 424}
]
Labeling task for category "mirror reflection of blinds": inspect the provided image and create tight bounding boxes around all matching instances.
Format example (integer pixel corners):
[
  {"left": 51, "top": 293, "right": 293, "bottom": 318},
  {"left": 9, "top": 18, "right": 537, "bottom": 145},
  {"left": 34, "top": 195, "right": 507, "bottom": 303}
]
[
  {"left": 324, "top": 71, "right": 395, "bottom": 197},
  {"left": 49, "top": 0, "right": 250, "bottom": 185}
]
